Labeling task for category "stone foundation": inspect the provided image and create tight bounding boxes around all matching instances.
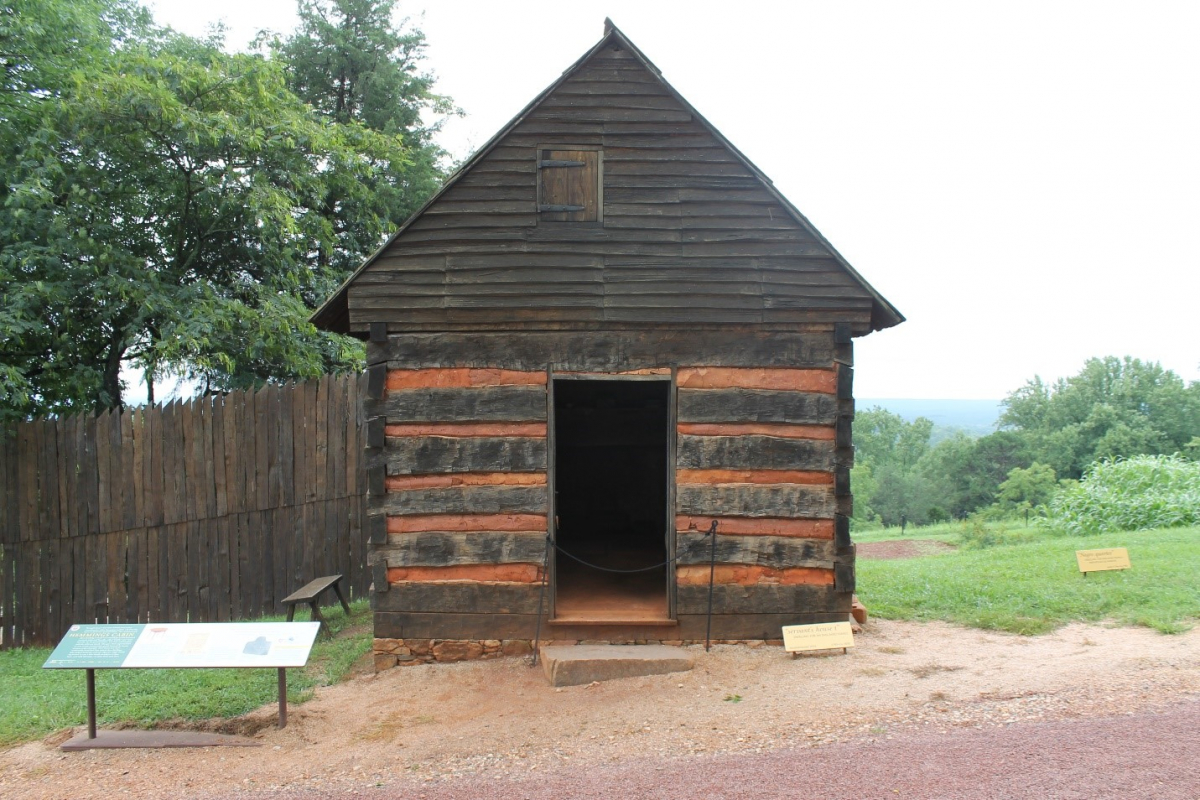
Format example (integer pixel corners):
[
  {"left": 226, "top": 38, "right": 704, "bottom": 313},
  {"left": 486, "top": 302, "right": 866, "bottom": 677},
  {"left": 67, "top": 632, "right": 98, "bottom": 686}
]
[{"left": 371, "top": 637, "right": 788, "bottom": 672}]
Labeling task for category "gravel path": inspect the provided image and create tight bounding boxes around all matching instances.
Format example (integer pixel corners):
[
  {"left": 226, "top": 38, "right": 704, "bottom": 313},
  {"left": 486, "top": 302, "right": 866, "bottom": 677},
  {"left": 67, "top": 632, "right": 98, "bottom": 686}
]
[
  {"left": 3, "top": 619, "right": 1196, "bottom": 799},
  {"left": 311, "top": 701, "right": 1200, "bottom": 799}
]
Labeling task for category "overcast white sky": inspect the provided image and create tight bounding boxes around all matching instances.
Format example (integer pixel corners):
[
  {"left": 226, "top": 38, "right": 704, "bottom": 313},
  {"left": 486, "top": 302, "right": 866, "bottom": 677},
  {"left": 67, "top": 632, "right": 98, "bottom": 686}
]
[{"left": 143, "top": 0, "right": 1200, "bottom": 401}]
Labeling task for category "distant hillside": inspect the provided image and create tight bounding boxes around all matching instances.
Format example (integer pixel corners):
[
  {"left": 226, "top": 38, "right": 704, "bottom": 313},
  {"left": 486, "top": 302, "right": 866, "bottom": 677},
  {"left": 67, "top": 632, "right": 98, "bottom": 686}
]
[{"left": 858, "top": 398, "right": 1004, "bottom": 440}]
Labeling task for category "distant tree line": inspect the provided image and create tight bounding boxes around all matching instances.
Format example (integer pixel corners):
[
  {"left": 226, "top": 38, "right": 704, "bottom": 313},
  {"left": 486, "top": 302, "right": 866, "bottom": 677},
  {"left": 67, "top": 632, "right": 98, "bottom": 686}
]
[
  {"left": 1, "top": 0, "right": 455, "bottom": 421},
  {"left": 852, "top": 356, "right": 1200, "bottom": 528}
]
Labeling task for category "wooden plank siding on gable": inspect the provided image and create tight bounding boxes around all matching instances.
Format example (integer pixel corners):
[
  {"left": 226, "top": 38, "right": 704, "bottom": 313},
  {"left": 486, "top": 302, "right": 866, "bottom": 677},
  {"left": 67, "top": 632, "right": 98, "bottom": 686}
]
[{"left": 339, "top": 42, "right": 885, "bottom": 332}]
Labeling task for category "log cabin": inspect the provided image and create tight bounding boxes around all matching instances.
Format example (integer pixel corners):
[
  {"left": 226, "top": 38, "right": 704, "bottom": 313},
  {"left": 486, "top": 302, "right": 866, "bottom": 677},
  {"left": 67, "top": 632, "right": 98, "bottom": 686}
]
[{"left": 312, "top": 20, "right": 903, "bottom": 669}]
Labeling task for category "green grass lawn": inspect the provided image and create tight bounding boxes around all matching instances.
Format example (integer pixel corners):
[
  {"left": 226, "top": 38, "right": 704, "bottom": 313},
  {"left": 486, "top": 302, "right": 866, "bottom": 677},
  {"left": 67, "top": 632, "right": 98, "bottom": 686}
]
[
  {"left": 857, "top": 524, "right": 1200, "bottom": 635},
  {"left": 0, "top": 600, "right": 371, "bottom": 746}
]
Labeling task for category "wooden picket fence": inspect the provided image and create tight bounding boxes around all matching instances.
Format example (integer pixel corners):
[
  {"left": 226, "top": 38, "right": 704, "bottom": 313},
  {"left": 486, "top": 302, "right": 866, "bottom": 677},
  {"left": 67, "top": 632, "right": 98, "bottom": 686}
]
[{"left": 0, "top": 374, "right": 369, "bottom": 649}]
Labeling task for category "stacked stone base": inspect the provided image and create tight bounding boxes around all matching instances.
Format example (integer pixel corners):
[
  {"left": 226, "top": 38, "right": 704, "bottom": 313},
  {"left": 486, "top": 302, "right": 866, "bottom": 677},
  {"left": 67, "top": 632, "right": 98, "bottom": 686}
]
[
  {"left": 372, "top": 638, "right": 533, "bottom": 671},
  {"left": 372, "top": 637, "right": 788, "bottom": 672}
]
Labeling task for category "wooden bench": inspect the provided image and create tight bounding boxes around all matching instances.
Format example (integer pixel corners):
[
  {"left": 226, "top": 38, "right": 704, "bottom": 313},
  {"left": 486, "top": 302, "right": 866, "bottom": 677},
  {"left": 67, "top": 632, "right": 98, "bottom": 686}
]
[{"left": 282, "top": 575, "right": 351, "bottom": 634}]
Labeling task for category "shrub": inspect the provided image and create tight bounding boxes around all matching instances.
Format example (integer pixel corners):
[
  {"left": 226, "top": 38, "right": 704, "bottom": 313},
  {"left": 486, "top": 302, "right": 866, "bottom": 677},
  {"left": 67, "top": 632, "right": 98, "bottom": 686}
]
[
  {"left": 958, "top": 517, "right": 1007, "bottom": 549},
  {"left": 1047, "top": 454, "right": 1200, "bottom": 535}
]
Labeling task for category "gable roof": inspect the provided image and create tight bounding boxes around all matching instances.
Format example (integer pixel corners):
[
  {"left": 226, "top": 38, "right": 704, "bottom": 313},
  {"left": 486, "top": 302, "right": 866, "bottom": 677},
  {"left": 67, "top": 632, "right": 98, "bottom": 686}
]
[{"left": 311, "top": 19, "right": 903, "bottom": 334}]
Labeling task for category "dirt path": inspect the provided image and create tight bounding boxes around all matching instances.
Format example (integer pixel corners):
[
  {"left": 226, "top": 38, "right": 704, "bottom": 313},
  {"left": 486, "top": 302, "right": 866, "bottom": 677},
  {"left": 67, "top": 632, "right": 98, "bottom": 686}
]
[
  {"left": 2, "top": 619, "right": 1197, "bottom": 799},
  {"left": 315, "top": 701, "right": 1200, "bottom": 800}
]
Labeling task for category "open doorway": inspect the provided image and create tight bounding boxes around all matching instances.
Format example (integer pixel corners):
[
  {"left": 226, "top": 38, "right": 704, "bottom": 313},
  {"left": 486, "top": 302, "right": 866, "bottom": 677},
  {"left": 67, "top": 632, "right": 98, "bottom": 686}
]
[{"left": 552, "top": 378, "right": 671, "bottom": 622}]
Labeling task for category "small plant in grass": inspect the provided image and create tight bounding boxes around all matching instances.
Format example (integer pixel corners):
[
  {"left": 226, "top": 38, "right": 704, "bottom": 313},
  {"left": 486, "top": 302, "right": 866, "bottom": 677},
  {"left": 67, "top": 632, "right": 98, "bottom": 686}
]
[
  {"left": 1047, "top": 455, "right": 1200, "bottom": 535},
  {"left": 958, "top": 517, "right": 1008, "bottom": 549}
]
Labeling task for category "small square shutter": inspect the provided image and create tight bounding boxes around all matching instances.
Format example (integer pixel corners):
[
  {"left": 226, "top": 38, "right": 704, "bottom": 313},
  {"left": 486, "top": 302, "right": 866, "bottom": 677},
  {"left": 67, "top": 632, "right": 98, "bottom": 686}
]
[{"left": 539, "top": 149, "right": 600, "bottom": 222}]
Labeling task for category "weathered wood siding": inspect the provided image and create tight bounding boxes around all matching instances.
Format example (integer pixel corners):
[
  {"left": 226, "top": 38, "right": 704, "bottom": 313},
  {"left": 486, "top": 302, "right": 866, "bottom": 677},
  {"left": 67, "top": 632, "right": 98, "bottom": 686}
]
[
  {"left": 344, "top": 43, "right": 876, "bottom": 332},
  {"left": 365, "top": 329, "right": 856, "bottom": 641}
]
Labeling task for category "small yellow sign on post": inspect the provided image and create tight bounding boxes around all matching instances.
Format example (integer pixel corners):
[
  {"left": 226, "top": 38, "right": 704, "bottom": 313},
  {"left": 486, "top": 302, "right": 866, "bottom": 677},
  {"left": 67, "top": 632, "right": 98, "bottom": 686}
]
[
  {"left": 782, "top": 621, "right": 855, "bottom": 654},
  {"left": 1075, "top": 547, "right": 1131, "bottom": 575}
]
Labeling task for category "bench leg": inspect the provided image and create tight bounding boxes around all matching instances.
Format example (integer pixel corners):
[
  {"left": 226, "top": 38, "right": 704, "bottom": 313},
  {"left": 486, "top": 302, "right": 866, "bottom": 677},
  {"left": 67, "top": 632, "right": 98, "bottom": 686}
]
[
  {"left": 333, "top": 581, "right": 350, "bottom": 615},
  {"left": 286, "top": 605, "right": 296, "bottom": 622}
]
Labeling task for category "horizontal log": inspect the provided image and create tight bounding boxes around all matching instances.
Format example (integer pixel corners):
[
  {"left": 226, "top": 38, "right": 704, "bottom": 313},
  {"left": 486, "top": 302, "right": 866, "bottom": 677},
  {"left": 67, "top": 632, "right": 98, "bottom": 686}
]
[
  {"left": 383, "top": 387, "right": 547, "bottom": 423},
  {"left": 676, "top": 584, "right": 840, "bottom": 615},
  {"left": 376, "top": 531, "right": 547, "bottom": 568},
  {"left": 677, "top": 483, "right": 835, "bottom": 518},
  {"left": 387, "top": 369, "right": 546, "bottom": 389},
  {"left": 387, "top": 514, "right": 547, "bottom": 533},
  {"left": 675, "top": 610, "right": 850, "bottom": 640},
  {"left": 676, "top": 423, "right": 834, "bottom": 440},
  {"left": 374, "top": 582, "right": 543, "bottom": 614},
  {"left": 676, "top": 565, "right": 834, "bottom": 586},
  {"left": 678, "top": 388, "right": 838, "bottom": 424},
  {"left": 676, "top": 533, "right": 835, "bottom": 568},
  {"left": 385, "top": 564, "right": 541, "bottom": 583},
  {"left": 676, "top": 368, "right": 835, "bottom": 392},
  {"left": 385, "top": 437, "right": 547, "bottom": 475},
  {"left": 676, "top": 516, "right": 834, "bottom": 539},
  {"left": 676, "top": 469, "right": 832, "bottom": 485},
  {"left": 381, "top": 485, "right": 547, "bottom": 516},
  {"left": 375, "top": 611, "right": 542, "bottom": 640},
  {"left": 381, "top": 331, "right": 835, "bottom": 370},
  {"left": 677, "top": 435, "right": 834, "bottom": 471},
  {"left": 386, "top": 473, "right": 547, "bottom": 490},
  {"left": 386, "top": 422, "right": 547, "bottom": 438}
]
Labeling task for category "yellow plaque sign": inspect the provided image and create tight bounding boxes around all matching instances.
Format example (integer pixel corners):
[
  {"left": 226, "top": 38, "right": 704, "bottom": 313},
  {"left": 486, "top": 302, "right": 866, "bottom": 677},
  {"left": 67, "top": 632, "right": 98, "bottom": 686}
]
[
  {"left": 1075, "top": 547, "right": 1131, "bottom": 574},
  {"left": 782, "top": 621, "right": 855, "bottom": 653}
]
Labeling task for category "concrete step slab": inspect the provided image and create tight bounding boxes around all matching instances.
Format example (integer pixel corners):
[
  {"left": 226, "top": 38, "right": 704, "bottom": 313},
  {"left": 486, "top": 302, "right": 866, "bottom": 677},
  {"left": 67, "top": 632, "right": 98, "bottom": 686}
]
[{"left": 540, "top": 644, "right": 694, "bottom": 687}]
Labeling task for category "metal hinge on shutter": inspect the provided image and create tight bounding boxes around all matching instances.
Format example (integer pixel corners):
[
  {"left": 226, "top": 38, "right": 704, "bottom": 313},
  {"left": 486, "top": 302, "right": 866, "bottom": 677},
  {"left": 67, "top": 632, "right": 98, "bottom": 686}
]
[
  {"left": 538, "top": 159, "right": 586, "bottom": 168},
  {"left": 538, "top": 204, "right": 586, "bottom": 212}
]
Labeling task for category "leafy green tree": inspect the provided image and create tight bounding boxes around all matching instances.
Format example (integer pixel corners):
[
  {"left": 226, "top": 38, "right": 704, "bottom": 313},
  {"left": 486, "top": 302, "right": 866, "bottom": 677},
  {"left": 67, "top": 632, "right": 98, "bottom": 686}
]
[
  {"left": 915, "top": 428, "right": 1035, "bottom": 519},
  {"left": 851, "top": 407, "right": 936, "bottom": 526},
  {"left": 0, "top": 0, "right": 424, "bottom": 418},
  {"left": 994, "top": 462, "right": 1058, "bottom": 515},
  {"left": 276, "top": 0, "right": 457, "bottom": 237},
  {"left": 1001, "top": 357, "right": 1200, "bottom": 478},
  {"left": 852, "top": 407, "right": 933, "bottom": 471},
  {"left": 869, "top": 464, "right": 937, "bottom": 527}
]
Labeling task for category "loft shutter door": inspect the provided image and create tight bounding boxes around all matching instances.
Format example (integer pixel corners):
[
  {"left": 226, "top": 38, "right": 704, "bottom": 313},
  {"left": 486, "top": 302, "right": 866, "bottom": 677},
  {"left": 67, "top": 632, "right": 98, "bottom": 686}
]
[{"left": 539, "top": 149, "right": 600, "bottom": 222}]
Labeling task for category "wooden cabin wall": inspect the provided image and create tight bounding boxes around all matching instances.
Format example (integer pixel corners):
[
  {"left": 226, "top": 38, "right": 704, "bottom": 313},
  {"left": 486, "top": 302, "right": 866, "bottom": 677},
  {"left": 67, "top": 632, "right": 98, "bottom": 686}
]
[
  {"left": 344, "top": 44, "right": 876, "bottom": 333},
  {"left": 364, "top": 328, "right": 855, "bottom": 655}
]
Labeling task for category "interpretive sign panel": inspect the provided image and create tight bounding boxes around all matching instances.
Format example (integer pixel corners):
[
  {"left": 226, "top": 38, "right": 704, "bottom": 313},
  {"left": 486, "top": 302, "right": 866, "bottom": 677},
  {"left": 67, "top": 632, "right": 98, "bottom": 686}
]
[
  {"left": 782, "top": 621, "right": 855, "bottom": 653},
  {"left": 44, "top": 622, "right": 321, "bottom": 669},
  {"left": 1076, "top": 548, "right": 1131, "bottom": 574}
]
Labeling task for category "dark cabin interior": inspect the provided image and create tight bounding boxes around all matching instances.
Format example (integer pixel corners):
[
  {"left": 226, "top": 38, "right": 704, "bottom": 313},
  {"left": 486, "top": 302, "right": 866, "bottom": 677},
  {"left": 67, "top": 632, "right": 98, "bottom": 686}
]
[{"left": 552, "top": 379, "right": 670, "bottom": 622}]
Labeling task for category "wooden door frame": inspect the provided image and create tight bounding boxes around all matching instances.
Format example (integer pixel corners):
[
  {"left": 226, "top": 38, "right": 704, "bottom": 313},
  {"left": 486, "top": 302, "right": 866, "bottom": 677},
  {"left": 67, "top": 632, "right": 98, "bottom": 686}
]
[{"left": 545, "top": 372, "right": 676, "bottom": 621}]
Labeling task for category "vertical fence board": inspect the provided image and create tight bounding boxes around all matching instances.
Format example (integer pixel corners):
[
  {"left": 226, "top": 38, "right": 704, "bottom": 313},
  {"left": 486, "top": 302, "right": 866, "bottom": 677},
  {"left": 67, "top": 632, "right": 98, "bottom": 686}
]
[
  {"left": 160, "top": 403, "right": 177, "bottom": 525},
  {"left": 278, "top": 384, "right": 295, "bottom": 508},
  {"left": 215, "top": 515, "right": 230, "bottom": 622},
  {"left": 223, "top": 393, "right": 242, "bottom": 516},
  {"left": 266, "top": 385, "right": 282, "bottom": 511},
  {"left": 252, "top": 388, "right": 266, "bottom": 513},
  {"left": 201, "top": 399, "right": 218, "bottom": 521},
  {"left": 120, "top": 409, "right": 136, "bottom": 532},
  {"left": 125, "top": 528, "right": 141, "bottom": 623},
  {"left": 145, "top": 524, "right": 160, "bottom": 622},
  {"left": 212, "top": 398, "right": 227, "bottom": 518}
]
